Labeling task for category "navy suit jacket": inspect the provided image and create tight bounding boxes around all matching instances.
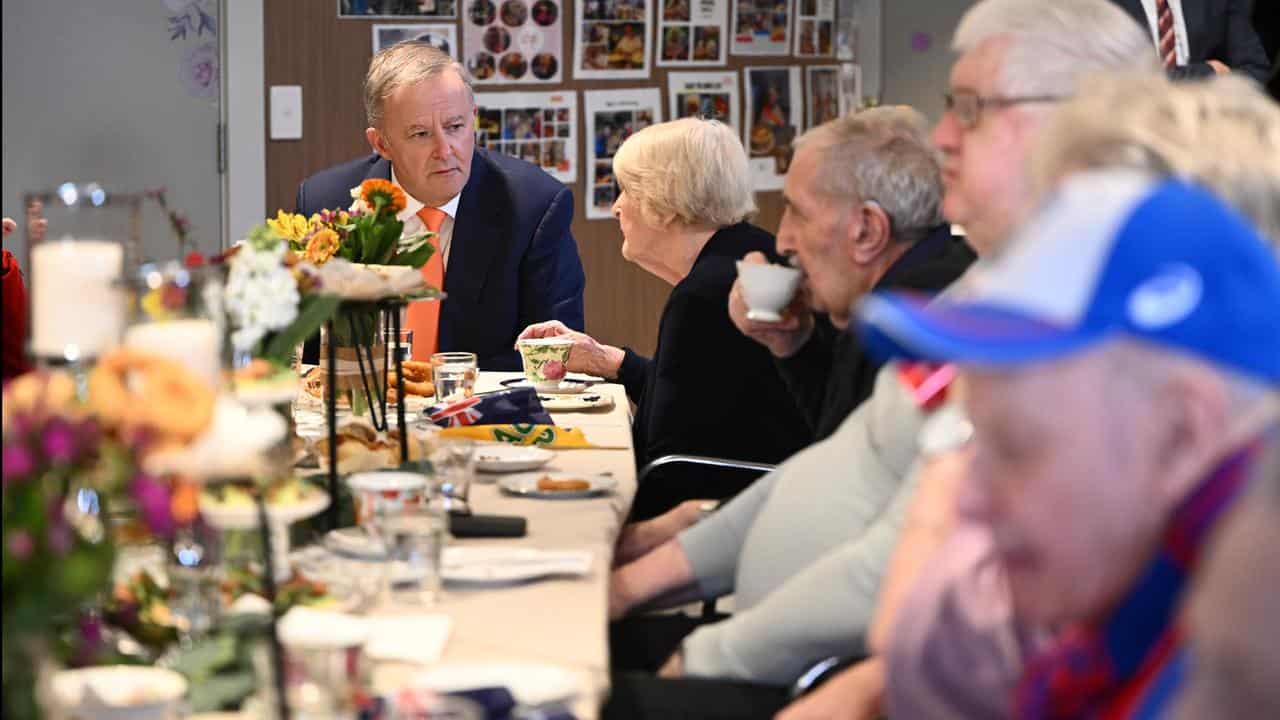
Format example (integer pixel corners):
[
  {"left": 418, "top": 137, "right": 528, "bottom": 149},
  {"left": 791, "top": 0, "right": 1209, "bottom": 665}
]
[
  {"left": 296, "top": 148, "right": 586, "bottom": 370},
  {"left": 1112, "top": 0, "right": 1271, "bottom": 84}
]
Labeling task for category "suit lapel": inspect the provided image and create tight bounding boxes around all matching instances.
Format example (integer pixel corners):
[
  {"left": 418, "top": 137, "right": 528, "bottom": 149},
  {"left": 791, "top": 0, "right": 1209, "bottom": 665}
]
[
  {"left": 440, "top": 148, "right": 507, "bottom": 347},
  {"left": 366, "top": 155, "right": 393, "bottom": 181}
]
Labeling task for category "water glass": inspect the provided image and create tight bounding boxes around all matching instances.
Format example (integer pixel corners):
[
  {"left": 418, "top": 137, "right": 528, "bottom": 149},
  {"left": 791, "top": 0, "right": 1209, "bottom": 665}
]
[
  {"left": 385, "top": 328, "right": 414, "bottom": 364},
  {"left": 384, "top": 508, "right": 447, "bottom": 606},
  {"left": 431, "top": 438, "right": 476, "bottom": 514},
  {"left": 431, "top": 352, "right": 477, "bottom": 401}
]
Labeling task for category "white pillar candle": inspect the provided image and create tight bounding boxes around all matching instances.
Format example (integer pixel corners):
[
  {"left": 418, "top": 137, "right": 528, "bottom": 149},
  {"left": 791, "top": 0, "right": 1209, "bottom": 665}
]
[
  {"left": 124, "top": 318, "right": 222, "bottom": 386},
  {"left": 31, "top": 238, "right": 124, "bottom": 361}
]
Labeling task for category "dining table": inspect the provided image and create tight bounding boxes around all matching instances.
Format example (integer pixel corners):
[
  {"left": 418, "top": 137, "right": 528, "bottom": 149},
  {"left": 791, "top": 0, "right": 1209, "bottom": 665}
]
[{"left": 350, "top": 371, "right": 636, "bottom": 718}]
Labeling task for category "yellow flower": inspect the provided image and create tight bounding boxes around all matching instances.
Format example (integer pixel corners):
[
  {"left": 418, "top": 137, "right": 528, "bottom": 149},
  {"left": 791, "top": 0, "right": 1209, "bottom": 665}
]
[
  {"left": 359, "top": 179, "right": 407, "bottom": 216},
  {"left": 304, "top": 228, "right": 341, "bottom": 265},
  {"left": 140, "top": 288, "right": 171, "bottom": 321},
  {"left": 266, "top": 210, "right": 311, "bottom": 243}
]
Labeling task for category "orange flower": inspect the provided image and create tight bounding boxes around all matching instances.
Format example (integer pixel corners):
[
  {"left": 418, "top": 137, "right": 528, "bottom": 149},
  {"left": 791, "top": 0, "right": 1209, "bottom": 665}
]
[
  {"left": 304, "top": 228, "right": 341, "bottom": 265},
  {"left": 360, "top": 178, "right": 407, "bottom": 216}
]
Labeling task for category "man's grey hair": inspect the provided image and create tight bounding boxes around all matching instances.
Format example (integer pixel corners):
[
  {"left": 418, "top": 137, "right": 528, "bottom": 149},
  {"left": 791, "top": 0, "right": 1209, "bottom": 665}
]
[
  {"left": 1033, "top": 73, "right": 1280, "bottom": 249},
  {"left": 954, "top": 0, "right": 1159, "bottom": 98},
  {"left": 794, "top": 105, "right": 944, "bottom": 245},
  {"left": 364, "top": 41, "right": 474, "bottom": 127}
]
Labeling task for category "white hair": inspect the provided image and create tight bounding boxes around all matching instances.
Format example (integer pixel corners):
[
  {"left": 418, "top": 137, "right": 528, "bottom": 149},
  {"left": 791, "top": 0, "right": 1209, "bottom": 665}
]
[
  {"left": 1033, "top": 74, "right": 1280, "bottom": 249},
  {"left": 794, "top": 105, "right": 944, "bottom": 244},
  {"left": 954, "top": 0, "right": 1160, "bottom": 98},
  {"left": 612, "top": 117, "right": 756, "bottom": 228}
]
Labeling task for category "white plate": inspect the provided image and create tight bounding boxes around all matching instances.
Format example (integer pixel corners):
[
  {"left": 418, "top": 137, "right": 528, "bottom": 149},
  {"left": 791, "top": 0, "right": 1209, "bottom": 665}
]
[
  {"left": 500, "top": 374, "right": 602, "bottom": 394},
  {"left": 199, "top": 486, "right": 330, "bottom": 530},
  {"left": 498, "top": 472, "right": 617, "bottom": 499},
  {"left": 441, "top": 547, "right": 593, "bottom": 585},
  {"left": 536, "top": 392, "right": 615, "bottom": 412},
  {"left": 474, "top": 444, "right": 555, "bottom": 473},
  {"left": 410, "top": 662, "right": 580, "bottom": 707},
  {"left": 346, "top": 470, "right": 428, "bottom": 493},
  {"left": 51, "top": 666, "right": 188, "bottom": 715}
]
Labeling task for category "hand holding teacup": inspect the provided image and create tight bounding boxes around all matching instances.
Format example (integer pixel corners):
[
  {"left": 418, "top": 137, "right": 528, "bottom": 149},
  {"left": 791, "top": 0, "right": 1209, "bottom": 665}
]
[
  {"left": 729, "top": 251, "right": 814, "bottom": 358},
  {"left": 515, "top": 320, "right": 626, "bottom": 380}
]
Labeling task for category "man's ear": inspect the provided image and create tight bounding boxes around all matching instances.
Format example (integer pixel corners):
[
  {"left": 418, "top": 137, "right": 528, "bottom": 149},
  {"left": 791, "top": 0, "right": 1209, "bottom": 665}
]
[
  {"left": 850, "top": 201, "right": 892, "bottom": 265},
  {"left": 1152, "top": 367, "right": 1231, "bottom": 507},
  {"left": 366, "top": 127, "right": 392, "bottom": 161}
]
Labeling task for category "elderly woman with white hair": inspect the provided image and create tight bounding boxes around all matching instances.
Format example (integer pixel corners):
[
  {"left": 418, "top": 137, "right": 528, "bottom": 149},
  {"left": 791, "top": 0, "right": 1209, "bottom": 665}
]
[{"left": 519, "top": 118, "right": 810, "bottom": 518}]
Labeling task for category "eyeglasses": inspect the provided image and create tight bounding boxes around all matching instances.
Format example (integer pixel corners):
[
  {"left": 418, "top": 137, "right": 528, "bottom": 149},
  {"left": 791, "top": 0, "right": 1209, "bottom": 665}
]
[{"left": 943, "top": 90, "right": 1068, "bottom": 129}]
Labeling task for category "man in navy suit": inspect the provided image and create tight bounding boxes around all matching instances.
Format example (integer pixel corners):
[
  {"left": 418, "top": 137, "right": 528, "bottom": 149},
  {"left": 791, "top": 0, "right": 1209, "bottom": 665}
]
[
  {"left": 1110, "top": 0, "right": 1270, "bottom": 84},
  {"left": 297, "top": 42, "right": 585, "bottom": 370}
]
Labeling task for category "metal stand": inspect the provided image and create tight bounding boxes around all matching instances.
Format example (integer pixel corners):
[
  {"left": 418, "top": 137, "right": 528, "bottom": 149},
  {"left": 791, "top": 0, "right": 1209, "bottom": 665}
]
[
  {"left": 256, "top": 495, "right": 291, "bottom": 720},
  {"left": 324, "top": 299, "right": 411, "bottom": 531}
]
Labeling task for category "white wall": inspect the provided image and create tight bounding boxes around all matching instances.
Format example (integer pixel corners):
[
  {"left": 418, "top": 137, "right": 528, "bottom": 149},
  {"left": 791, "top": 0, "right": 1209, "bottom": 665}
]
[
  {"left": 881, "top": 0, "right": 975, "bottom": 120},
  {"left": 2, "top": 0, "right": 224, "bottom": 265}
]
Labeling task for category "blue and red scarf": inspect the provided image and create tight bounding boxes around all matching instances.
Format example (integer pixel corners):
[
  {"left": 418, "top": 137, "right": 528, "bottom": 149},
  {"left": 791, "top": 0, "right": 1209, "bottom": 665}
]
[{"left": 1014, "top": 441, "right": 1262, "bottom": 720}]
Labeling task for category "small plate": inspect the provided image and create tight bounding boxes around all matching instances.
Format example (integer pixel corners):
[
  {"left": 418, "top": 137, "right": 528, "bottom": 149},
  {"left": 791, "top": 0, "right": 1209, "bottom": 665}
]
[
  {"left": 498, "top": 472, "right": 617, "bottom": 499},
  {"left": 474, "top": 444, "right": 555, "bottom": 473},
  {"left": 199, "top": 485, "right": 330, "bottom": 530},
  {"left": 441, "top": 547, "right": 592, "bottom": 585},
  {"left": 499, "top": 374, "right": 602, "bottom": 394},
  {"left": 51, "top": 666, "right": 188, "bottom": 713},
  {"left": 745, "top": 308, "right": 784, "bottom": 322},
  {"left": 409, "top": 662, "right": 580, "bottom": 707},
  {"left": 537, "top": 393, "right": 615, "bottom": 412}
]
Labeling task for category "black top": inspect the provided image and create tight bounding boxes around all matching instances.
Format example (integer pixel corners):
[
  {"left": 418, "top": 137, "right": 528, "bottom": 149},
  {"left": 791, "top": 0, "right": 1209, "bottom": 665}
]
[
  {"left": 617, "top": 222, "right": 813, "bottom": 515},
  {"left": 775, "top": 224, "right": 976, "bottom": 440}
]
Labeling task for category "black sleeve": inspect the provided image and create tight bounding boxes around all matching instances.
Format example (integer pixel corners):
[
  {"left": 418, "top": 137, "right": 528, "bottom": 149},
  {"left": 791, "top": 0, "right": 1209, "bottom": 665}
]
[
  {"left": 616, "top": 347, "right": 652, "bottom": 406},
  {"left": 772, "top": 323, "right": 836, "bottom": 436}
]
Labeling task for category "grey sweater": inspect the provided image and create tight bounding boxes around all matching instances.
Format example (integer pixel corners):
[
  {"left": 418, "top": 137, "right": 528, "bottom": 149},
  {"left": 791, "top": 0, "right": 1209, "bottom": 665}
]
[{"left": 675, "top": 364, "right": 931, "bottom": 684}]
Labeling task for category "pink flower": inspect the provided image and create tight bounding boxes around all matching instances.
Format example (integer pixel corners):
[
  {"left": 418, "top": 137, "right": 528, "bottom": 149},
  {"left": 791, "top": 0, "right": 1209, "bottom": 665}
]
[
  {"left": 2, "top": 444, "right": 35, "bottom": 482},
  {"left": 180, "top": 43, "right": 220, "bottom": 99},
  {"left": 542, "top": 359, "right": 566, "bottom": 380},
  {"left": 7, "top": 530, "right": 34, "bottom": 560},
  {"left": 47, "top": 522, "right": 74, "bottom": 556},
  {"left": 42, "top": 418, "right": 77, "bottom": 464},
  {"left": 129, "top": 474, "right": 174, "bottom": 539}
]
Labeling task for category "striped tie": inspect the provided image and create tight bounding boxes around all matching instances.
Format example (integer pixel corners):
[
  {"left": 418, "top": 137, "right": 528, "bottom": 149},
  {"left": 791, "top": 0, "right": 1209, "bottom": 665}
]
[{"left": 1155, "top": 0, "right": 1176, "bottom": 68}]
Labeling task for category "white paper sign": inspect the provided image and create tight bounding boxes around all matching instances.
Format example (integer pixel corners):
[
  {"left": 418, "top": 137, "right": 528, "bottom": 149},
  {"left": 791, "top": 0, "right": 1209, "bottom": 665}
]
[
  {"left": 372, "top": 23, "right": 458, "bottom": 57},
  {"left": 794, "top": 0, "right": 834, "bottom": 57},
  {"left": 574, "top": 0, "right": 653, "bottom": 79},
  {"left": 806, "top": 64, "right": 839, "bottom": 129},
  {"left": 583, "top": 88, "right": 663, "bottom": 219},
  {"left": 474, "top": 90, "right": 578, "bottom": 182},
  {"left": 731, "top": 0, "right": 791, "bottom": 56},
  {"left": 744, "top": 66, "right": 802, "bottom": 191},
  {"left": 656, "top": 0, "right": 728, "bottom": 66},
  {"left": 463, "top": 0, "right": 564, "bottom": 84},
  {"left": 667, "top": 71, "right": 739, "bottom": 135}
]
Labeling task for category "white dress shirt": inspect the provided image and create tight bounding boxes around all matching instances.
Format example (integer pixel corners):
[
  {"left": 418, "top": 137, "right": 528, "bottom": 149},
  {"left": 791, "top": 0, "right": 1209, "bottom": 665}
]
[
  {"left": 1137, "top": 0, "right": 1190, "bottom": 66},
  {"left": 391, "top": 166, "right": 462, "bottom": 271}
]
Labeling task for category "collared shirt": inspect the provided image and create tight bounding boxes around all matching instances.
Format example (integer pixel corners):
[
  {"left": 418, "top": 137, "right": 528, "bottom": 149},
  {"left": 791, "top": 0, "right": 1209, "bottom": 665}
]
[
  {"left": 1136, "top": 0, "right": 1190, "bottom": 66},
  {"left": 391, "top": 166, "right": 462, "bottom": 270}
]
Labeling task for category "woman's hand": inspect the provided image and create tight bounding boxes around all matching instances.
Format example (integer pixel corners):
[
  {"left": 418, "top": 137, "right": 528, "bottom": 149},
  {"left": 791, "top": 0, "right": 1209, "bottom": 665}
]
[{"left": 516, "top": 320, "right": 626, "bottom": 379}]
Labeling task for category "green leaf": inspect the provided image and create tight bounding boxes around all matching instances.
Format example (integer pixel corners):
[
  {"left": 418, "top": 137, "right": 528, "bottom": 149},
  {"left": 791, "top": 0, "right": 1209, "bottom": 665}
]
[
  {"left": 387, "top": 239, "right": 436, "bottom": 268},
  {"left": 187, "top": 670, "right": 257, "bottom": 712},
  {"left": 258, "top": 293, "right": 341, "bottom": 365},
  {"left": 170, "top": 634, "right": 238, "bottom": 679}
]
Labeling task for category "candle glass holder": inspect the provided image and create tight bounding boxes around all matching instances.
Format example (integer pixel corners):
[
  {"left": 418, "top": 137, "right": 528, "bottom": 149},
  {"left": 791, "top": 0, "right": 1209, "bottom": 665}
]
[{"left": 125, "top": 259, "right": 227, "bottom": 388}]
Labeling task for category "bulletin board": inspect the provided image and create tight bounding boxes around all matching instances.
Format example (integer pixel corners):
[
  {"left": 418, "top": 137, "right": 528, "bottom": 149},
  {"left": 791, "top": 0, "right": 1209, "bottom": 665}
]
[{"left": 264, "top": 0, "right": 882, "bottom": 357}]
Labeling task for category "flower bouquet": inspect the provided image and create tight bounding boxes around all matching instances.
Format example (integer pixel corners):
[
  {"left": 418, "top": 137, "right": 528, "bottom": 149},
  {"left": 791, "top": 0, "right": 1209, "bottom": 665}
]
[{"left": 264, "top": 179, "right": 440, "bottom": 413}]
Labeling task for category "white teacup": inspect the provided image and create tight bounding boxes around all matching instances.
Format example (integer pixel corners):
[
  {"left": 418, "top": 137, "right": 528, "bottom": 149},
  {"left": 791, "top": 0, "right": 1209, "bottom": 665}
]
[{"left": 736, "top": 261, "right": 802, "bottom": 322}]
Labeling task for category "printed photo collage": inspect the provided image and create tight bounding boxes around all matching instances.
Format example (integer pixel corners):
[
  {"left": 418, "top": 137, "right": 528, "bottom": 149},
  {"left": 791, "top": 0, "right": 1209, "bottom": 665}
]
[
  {"left": 476, "top": 105, "right": 574, "bottom": 174},
  {"left": 580, "top": 0, "right": 648, "bottom": 72},
  {"left": 659, "top": 0, "right": 724, "bottom": 64},
  {"left": 589, "top": 106, "right": 656, "bottom": 213}
]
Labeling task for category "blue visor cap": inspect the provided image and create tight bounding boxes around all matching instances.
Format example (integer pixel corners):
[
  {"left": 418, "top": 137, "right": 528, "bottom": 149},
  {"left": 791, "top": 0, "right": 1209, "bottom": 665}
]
[{"left": 857, "top": 171, "right": 1280, "bottom": 384}]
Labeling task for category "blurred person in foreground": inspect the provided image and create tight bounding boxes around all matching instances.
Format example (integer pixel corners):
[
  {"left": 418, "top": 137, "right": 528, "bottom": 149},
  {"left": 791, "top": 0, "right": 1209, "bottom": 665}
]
[
  {"left": 780, "top": 71, "right": 1280, "bottom": 720},
  {"left": 858, "top": 168, "right": 1280, "bottom": 718},
  {"left": 728, "top": 107, "right": 975, "bottom": 442},
  {"left": 1175, "top": 439, "right": 1280, "bottom": 718},
  {"left": 2, "top": 202, "right": 48, "bottom": 382},
  {"left": 296, "top": 42, "right": 585, "bottom": 369},
  {"left": 518, "top": 117, "right": 812, "bottom": 519},
  {"left": 600, "top": 2, "right": 1157, "bottom": 717}
]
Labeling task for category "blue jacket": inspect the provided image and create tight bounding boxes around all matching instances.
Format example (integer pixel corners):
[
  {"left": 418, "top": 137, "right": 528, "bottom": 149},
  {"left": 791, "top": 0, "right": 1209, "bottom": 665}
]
[{"left": 296, "top": 148, "right": 586, "bottom": 369}]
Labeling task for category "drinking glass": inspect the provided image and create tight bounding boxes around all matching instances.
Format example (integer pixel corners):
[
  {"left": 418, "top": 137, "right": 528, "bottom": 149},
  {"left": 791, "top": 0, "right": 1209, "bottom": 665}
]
[
  {"left": 431, "top": 437, "right": 476, "bottom": 514},
  {"left": 431, "top": 352, "right": 477, "bottom": 401},
  {"left": 383, "top": 506, "right": 448, "bottom": 606},
  {"left": 385, "top": 329, "right": 414, "bottom": 364}
]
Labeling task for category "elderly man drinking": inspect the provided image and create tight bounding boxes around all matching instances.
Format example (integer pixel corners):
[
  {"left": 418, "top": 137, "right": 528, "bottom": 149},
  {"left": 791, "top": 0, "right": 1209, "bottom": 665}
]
[{"left": 858, "top": 170, "right": 1280, "bottom": 718}]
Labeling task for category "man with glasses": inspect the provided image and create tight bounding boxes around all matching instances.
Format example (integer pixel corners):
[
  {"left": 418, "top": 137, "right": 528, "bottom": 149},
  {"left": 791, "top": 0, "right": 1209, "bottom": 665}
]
[{"left": 604, "top": 2, "right": 1156, "bottom": 717}]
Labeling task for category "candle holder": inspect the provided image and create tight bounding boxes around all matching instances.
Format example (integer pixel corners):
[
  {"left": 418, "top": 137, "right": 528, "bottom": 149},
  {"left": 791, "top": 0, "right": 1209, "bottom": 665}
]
[
  {"left": 124, "top": 259, "right": 227, "bottom": 388},
  {"left": 24, "top": 184, "right": 140, "bottom": 382}
]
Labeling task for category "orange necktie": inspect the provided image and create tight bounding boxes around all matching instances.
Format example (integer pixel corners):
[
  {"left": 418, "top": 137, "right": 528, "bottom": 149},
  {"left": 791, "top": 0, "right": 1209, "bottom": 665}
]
[{"left": 405, "top": 206, "right": 447, "bottom": 360}]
